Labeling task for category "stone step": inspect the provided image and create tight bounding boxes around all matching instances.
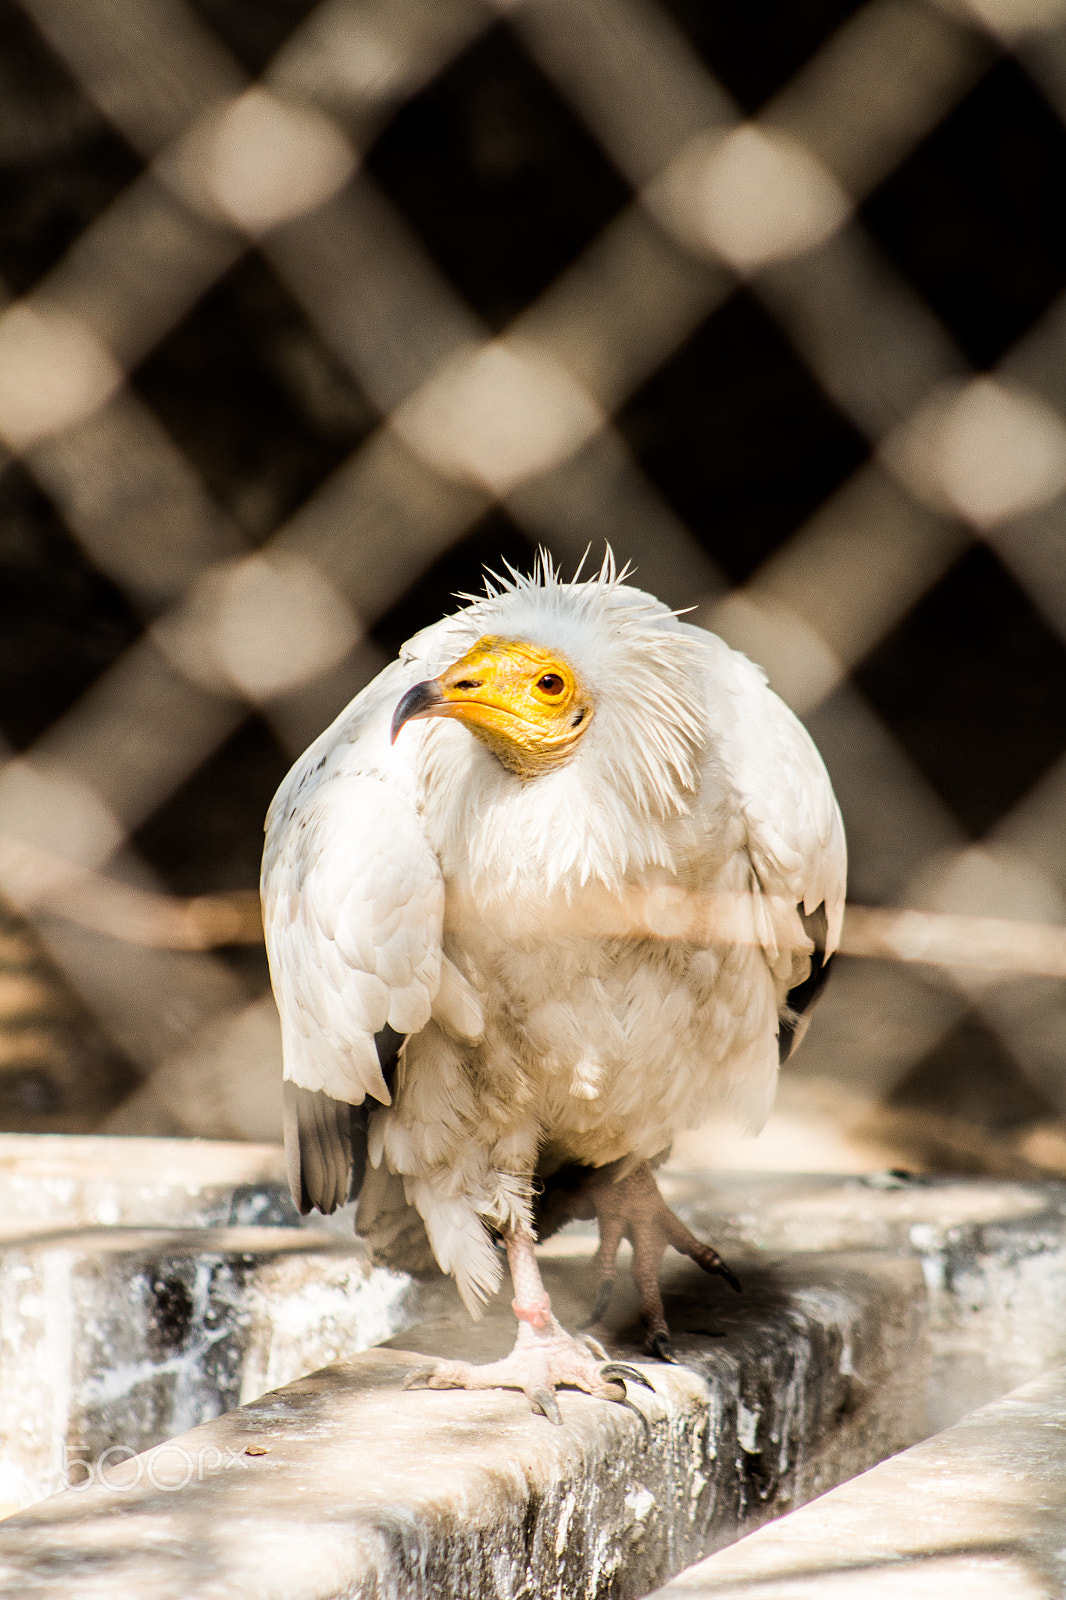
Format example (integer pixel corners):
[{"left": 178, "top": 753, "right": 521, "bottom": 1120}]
[
  {"left": 0, "top": 1133, "right": 293, "bottom": 1235},
  {"left": 648, "top": 1363, "right": 1066, "bottom": 1598},
  {"left": 0, "top": 1225, "right": 416, "bottom": 1513},
  {"left": 0, "top": 1134, "right": 421, "bottom": 1513},
  {"left": 661, "top": 1169, "right": 1066, "bottom": 1434},
  {"left": 0, "top": 1249, "right": 927, "bottom": 1600},
  {"left": 1, "top": 1141, "right": 1066, "bottom": 1596}
]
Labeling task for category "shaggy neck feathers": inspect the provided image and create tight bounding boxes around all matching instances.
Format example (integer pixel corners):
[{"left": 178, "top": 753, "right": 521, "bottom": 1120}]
[{"left": 411, "top": 555, "right": 710, "bottom": 895}]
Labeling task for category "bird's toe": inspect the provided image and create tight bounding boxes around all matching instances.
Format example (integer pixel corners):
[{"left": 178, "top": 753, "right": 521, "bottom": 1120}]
[
  {"left": 402, "top": 1366, "right": 439, "bottom": 1390},
  {"left": 594, "top": 1371, "right": 654, "bottom": 1441},
  {"left": 697, "top": 1255, "right": 742, "bottom": 1294}
]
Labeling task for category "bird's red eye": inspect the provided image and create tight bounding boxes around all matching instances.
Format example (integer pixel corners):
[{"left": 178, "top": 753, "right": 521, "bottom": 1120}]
[{"left": 536, "top": 674, "right": 565, "bottom": 696}]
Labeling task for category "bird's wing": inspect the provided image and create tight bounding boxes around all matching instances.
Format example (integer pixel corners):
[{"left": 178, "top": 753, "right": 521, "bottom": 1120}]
[
  {"left": 262, "top": 619, "right": 483, "bottom": 1214},
  {"left": 732, "top": 677, "right": 845, "bottom": 949},
  {"left": 695, "top": 631, "right": 847, "bottom": 1055},
  {"left": 264, "top": 759, "right": 445, "bottom": 1104}
]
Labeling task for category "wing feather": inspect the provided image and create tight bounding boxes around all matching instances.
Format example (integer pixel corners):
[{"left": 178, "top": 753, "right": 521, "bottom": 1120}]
[
  {"left": 709, "top": 645, "right": 846, "bottom": 956},
  {"left": 283, "top": 1079, "right": 354, "bottom": 1214},
  {"left": 264, "top": 768, "right": 444, "bottom": 1105},
  {"left": 283, "top": 1025, "right": 405, "bottom": 1214},
  {"left": 261, "top": 632, "right": 471, "bottom": 1111},
  {"left": 694, "top": 634, "right": 847, "bottom": 1054},
  {"left": 263, "top": 617, "right": 485, "bottom": 1219}
]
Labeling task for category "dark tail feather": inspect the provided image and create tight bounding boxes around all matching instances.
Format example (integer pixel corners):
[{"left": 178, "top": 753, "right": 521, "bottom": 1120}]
[
  {"left": 283, "top": 1080, "right": 357, "bottom": 1214},
  {"left": 778, "top": 901, "right": 833, "bottom": 1063},
  {"left": 282, "top": 1024, "right": 405, "bottom": 1216}
]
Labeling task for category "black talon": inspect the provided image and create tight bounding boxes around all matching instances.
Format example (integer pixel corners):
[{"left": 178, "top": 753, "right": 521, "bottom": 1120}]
[
  {"left": 600, "top": 1361, "right": 655, "bottom": 1391},
  {"left": 618, "top": 1394, "right": 652, "bottom": 1441},
  {"left": 402, "top": 1367, "right": 438, "bottom": 1390},
  {"left": 717, "top": 1262, "right": 743, "bottom": 1294},
  {"left": 580, "top": 1333, "right": 610, "bottom": 1362},
  {"left": 647, "top": 1331, "right": 679, "bottom": 1363},
  {"left": 531, "top": 1387, "right": 563, "bottom": 1425}
]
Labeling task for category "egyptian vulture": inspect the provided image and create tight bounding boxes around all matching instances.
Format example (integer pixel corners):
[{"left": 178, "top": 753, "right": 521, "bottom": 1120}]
[{"left": 262, "top": 554, "right": 845, "bottom": 1420}]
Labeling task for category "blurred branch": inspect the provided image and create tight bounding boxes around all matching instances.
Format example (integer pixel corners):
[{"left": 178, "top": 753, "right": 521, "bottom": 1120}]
[
  {"left": 49, "top": 880, "right": 264, "bottom": 950},
  {"left": 841, "top": 903, "right": 1066, "bottom": 978},
  {"left": 6, "top": 840, "right": 1064, "bottom": 979},
  {"left": 0, "top": 833, "right": 262, "bottom": 950}
]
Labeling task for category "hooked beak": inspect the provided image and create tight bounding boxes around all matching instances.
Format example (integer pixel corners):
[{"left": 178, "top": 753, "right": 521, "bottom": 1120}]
[{"left": 390, "top": 679, "right": 444, "bottom": 743}]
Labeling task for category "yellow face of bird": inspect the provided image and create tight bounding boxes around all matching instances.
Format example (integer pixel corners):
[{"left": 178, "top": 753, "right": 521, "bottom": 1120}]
[{"left": 391, "top": 635, "right": 594, "bottom": 779}]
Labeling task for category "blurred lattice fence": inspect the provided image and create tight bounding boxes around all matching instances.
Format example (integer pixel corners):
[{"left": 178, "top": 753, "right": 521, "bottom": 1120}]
[{"left": 2, "top": 0, "right": 1066, "bottom": 1170}]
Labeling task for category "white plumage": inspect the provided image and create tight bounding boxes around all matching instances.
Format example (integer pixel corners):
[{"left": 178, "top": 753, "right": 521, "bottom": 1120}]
[{"left": 262, "top": 555, "right": 845, "bottom": 1327}]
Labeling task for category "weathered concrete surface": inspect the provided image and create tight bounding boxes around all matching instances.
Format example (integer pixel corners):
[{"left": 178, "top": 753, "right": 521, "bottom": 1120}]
[
  {"left": 0, "top": 1227, "right": 414, "bottom": 1514},
  {"left": 4, "top": 1146, "right": 1066, "bottom": 1597},
  {"left": 650, "top": 1363, "right": 1066, "bottom": 1598},
  {"left": 0, "top": 1135, "right": 293, "bottom": 1236},
  {"left": 665, "top": 1171, "right": 1066, "bottom": 1430},
  {"left": 0, "top": 1136, "right": 418, "bottom": 1513},
  {"left": 0, "top": 1251, "right": 927, "bottom": 1600},
  {"left": 662, "top": 1170, "right": 1060, "bottom": 1258}
]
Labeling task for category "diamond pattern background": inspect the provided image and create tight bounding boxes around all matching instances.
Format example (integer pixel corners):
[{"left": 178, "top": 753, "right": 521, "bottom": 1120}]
[{"left": 0, "top": 0, "right": 1065, "bottom": 1174}]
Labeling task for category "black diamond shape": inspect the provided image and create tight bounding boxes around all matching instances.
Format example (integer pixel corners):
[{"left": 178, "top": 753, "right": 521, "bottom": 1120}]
[
  {"left": 370, "top": 512, "right": 540, "bottom": 659},
  {"left": 0, "top": 0, "right": 141, "bottom": 295},
  {"left": 365, "top": 24, "right": 632, "bottom": 330},
  {"left": 183, "top": 0, "right": 318, "bottom": 74},
  {"left": 0, "top": 463, "right": 143, "bottom": 749},
  {"left": 854, "top": 543, "right": 1066, "bottom": 836},
  {"left": 862, "top": 60, "right": 1066, "bottom": 369},
  {"left": 660, "top": 0, "right": 866, "bottom": 115},
  {"left": 616, "top": 292, "right": 869, "bottom": 584},
  {"left": 886, "top": 1013, "right": 1054, "bottom": 1134},
  {"left": 133, "top": 715, "right": 291, "bottom": 897},
  {"left": 133, "top": 254, "right": 377, "bottom": 541}
]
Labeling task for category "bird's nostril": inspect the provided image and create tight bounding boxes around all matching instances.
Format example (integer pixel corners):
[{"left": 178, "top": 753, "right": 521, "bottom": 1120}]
[{"left": 453, "top": 679, "right": 482, "bottom": 691}]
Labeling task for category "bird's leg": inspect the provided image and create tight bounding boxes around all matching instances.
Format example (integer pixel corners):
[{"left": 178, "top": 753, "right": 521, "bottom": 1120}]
[
  {"left": 406, "top": 1226, "right": 652, "bottom": 1423},
  {"left": 581, "top": 1161, "right": 741, "bottom": 1361}
]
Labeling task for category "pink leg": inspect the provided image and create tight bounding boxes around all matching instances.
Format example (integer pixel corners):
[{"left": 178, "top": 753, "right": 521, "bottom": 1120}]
[
  {"left": 508, "top": 1229, "right": 553, "bottom": 1324},
  {"left": 406, "top": 1227, "right": 652, "bottom": 1423}
]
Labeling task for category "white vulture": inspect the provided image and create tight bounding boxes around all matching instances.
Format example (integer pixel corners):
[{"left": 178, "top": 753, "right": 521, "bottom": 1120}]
[{"left": 262, "top": 553, "right": 846, "bottom": 1421}]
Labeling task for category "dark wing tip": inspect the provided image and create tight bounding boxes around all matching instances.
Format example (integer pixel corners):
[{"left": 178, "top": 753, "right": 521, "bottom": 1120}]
[
  {"left": 778, "top": 902, "right": 833, "bottom": 1063},
  {"left": 282, "top": 1026, "right": 406, "bottom": 1216},
  {"left": 282, "top": 1080, "right": 353, "bottom": 1215}
]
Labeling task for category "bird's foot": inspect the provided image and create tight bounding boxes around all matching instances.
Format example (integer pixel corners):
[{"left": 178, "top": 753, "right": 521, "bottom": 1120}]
[
  {"left": 579, "top": 1160, "right": 741, "bottom": 1361},
  {"left": 404, "top": 1312, "right": 653, "bottom": 1425}
]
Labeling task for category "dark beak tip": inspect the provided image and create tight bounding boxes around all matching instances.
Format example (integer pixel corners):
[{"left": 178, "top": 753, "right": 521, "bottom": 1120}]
[{"left": 391, "top": 680, "right": 441, "bottom": 743}]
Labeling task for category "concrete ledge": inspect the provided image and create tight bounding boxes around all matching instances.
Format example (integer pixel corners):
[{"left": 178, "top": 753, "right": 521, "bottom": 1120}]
[
  {"left": 0, "top": 1135, "right": 293, "bottom": 1236},
  {"left": 651, "top": 1364, "right": 1066, "bottom": 1598},
  {"left": 0, "top": 1137, "right": 420, "bottom": 1512},
  {"left": 665, "top": 1171, "right": 1066, "bottom": 1431},
  {"left": 0, "top": 1227, "right": 413, "bottom": 1512},
  {"left": 4, "top": 1148, "right": 1066, "bottom": 1598},
  {"left": 0, "top": 1251, "right": 926, "bottom": 1600}
]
